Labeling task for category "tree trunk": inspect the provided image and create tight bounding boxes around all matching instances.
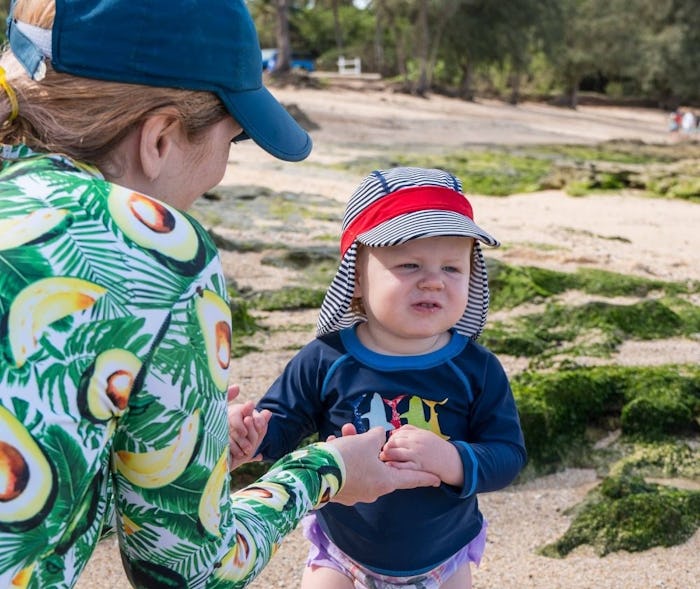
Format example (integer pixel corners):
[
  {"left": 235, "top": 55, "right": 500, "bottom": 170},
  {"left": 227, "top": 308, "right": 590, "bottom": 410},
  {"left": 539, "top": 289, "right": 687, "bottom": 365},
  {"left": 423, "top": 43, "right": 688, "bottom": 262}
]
[
  {"left": 332, "top": 0, "right": 343, "bottom": 53},
  {"left": 509, "top": 70, "right": 521, "bottom": 105},
  {"left": 459, "top": 60, "right": 475, "bottom": 101},
  {"left": 415, "top": 0, "right": 430, "bottom": 96},
  {"left": 565, "top": 78, "right": 579, "bottom": 109},
  {"left": 274, "top": 0, "right": 291, "bottom": 75},
  {"left": 373, "top": 8, "right": 385, "bottom": 74}
]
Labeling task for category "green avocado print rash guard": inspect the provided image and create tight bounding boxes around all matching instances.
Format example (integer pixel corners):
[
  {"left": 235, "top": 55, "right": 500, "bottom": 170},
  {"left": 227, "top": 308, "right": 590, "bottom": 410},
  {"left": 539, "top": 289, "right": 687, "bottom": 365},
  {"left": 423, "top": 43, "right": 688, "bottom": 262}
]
[{"left": 0, "top": 145, "right": 344, "bottom": 588}]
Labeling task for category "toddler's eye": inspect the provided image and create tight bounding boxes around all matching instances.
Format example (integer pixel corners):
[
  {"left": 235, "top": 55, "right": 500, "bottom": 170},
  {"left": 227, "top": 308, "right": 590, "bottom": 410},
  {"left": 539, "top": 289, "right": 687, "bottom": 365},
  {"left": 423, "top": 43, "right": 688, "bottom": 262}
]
[
  {"left": 443, "top": 266, "right": 461, "bottom": 273},
  {"left": 399, "top": 263, "right": 419, "bottom": 269}
]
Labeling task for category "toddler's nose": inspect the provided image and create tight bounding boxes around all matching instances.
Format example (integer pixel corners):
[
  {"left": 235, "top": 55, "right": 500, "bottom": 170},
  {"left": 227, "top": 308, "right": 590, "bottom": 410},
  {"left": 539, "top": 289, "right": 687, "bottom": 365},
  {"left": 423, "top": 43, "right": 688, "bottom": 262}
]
[{"left": 418, "top": 272, "right": 444, "bottom": 290}]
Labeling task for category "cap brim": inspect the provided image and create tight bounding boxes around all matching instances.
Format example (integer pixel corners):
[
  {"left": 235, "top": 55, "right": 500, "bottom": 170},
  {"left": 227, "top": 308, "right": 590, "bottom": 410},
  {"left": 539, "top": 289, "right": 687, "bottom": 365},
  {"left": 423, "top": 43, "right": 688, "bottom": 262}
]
[
  {"left": 220, "top": 85, "right": 312, "bottom": 162},
  {"left": 356, "top": 210, "right": 500, "bottom": 248}
]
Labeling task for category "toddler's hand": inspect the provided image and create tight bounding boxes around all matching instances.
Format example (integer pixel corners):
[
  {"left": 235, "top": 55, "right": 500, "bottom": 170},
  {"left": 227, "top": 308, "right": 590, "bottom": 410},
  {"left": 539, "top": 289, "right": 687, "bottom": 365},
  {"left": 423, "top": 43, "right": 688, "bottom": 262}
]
[
  {"left": 227, "top": 385, "right": 271, "bottom": 470},
  {"left": 380, "top": 425, "right": 463, "bottom": 487}
]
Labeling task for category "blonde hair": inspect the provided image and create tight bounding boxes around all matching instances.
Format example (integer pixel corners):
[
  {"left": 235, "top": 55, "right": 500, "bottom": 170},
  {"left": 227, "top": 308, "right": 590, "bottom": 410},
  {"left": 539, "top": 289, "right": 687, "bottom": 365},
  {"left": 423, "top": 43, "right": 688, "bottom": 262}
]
[{"left": 0, "top": 0, "right": 228, "bottom": 170}]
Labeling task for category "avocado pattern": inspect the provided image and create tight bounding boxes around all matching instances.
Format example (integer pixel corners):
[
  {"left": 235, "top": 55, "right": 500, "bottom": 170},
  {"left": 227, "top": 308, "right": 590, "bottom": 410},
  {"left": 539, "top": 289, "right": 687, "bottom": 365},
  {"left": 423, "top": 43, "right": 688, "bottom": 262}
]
[{"left": 0, "top": 146, "right": 345, "bottom": 588}]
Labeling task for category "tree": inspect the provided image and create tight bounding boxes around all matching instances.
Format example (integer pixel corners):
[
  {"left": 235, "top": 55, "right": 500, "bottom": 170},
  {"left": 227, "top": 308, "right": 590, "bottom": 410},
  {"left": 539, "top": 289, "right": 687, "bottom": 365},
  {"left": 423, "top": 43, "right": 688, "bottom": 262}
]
[
  {"left": 245, "top": 0, "right": 700, "bottom": 104},
  {"left": 0, "top": 0, "right": 9, "bottom": 44},
  {"left": 273, "top": 0, "right": 292, "bottom": 74}
]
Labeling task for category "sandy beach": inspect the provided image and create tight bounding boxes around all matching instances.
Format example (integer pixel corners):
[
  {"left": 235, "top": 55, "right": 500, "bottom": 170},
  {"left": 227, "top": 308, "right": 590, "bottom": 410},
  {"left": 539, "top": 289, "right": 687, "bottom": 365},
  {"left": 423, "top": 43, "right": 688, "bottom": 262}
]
[{"left": 77, "top": 86, "right": 699, "bottom": 589}]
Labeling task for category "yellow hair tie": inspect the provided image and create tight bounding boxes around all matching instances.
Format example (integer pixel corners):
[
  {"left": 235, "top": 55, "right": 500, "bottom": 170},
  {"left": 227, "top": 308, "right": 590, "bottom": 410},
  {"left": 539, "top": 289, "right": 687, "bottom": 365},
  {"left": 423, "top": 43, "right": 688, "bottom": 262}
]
[{"left": 0, "top": 66, "right": 19, "bottom": 123}]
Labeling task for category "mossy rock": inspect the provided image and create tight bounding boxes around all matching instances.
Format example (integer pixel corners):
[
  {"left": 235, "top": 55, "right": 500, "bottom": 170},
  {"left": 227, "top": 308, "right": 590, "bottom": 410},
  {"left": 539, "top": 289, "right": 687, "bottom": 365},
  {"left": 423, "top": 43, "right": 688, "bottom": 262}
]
[
  {"left": 486, "top": 260, "right": 572, "bottom": 310},
  {"left": 539, "top": 475, "right": 700, "bottom": 557},
  {"left": 483, "top": 295, "right": 696, "bottom": 361},
  {"left": 621, "top": 396, "right": 696, "bottom": 440},
  {"left": 229, "top": 295, "right": 260, "bottom": 336},
  {"left": 338, "top": 141, "right": 700, "bottom": 199},
  {"left": 610, "top": 442, "right": 700, "bottom": 480},
  {"left": 261, "top": 247, "right": 338, "bottom": 270},
  {"left": 514, "top": 367, "right": 626, "bottom": 468},
  {"left": 514, "top": 365, "right": 700, "bottom": 471},
  {"left": 249, "top": 286, "right": 326, "bottom": 311}
]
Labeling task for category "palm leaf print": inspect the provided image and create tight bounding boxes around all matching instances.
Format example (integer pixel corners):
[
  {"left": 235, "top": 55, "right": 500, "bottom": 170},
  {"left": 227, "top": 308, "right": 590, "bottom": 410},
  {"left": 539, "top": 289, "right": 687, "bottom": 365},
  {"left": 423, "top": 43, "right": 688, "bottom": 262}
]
[
  {"left": 0, "top": 526, "right": 49, "bottom": 576},
  {"left": 113, "top": 398, "right": 187, "bottom": 453},
  {"left": 40, "top": 426, "right": 88, "bottom": 540},
  {"left": 0, "top": 248, "right": 54, "bottom": 311}
]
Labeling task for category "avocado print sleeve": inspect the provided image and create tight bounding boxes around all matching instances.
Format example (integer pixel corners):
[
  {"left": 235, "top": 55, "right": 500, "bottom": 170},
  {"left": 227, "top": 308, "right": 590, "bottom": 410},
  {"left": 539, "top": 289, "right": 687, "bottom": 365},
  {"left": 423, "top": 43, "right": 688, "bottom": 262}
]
[{"left": 0, "top": 146, "right": 345, "bottom": 589}]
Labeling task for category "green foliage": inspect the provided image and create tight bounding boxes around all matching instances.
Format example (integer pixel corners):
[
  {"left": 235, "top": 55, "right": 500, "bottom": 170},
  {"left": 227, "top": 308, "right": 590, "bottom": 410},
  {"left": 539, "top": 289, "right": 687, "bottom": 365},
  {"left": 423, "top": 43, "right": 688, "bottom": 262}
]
[
  {"left": 539, "top": 475, "right": 700, "bottom": 557},
  {"left": 186, "top": 0, "right": 700, "bottom": 104}
]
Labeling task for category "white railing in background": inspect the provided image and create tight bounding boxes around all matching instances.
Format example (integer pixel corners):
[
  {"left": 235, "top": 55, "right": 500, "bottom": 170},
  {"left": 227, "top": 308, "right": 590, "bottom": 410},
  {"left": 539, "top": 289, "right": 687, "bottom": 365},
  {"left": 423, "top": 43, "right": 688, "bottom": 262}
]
[{"left": 337, "top": 56, "right": 362, "bottom": 75}]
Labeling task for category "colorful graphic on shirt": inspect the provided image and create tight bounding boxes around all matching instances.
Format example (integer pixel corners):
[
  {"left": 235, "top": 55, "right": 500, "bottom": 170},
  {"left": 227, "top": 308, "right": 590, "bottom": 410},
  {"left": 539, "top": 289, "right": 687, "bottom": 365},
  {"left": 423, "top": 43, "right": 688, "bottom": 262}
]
[
  {"left": 355, "top": 392, "right": 450, "bottom": 438},
  {"left": 383, "top": 395, "right": 407, "bottom": 430}
]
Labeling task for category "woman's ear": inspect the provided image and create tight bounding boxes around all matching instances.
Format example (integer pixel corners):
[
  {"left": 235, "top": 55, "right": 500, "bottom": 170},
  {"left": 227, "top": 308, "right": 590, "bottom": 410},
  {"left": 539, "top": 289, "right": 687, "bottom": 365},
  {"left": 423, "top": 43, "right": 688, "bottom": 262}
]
[{"left": 138, "top": 111, "right": 181, "bottom": 181}]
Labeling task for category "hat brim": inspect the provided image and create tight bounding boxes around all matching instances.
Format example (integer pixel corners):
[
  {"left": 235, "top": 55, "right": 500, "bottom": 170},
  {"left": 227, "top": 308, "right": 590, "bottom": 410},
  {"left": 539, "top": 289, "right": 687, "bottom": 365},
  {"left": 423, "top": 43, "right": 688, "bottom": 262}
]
[
  {"left": 220, "top": 85, "right": 312, "bottom": 162},
  {"left": 356, "top": 210, "right": 500, "bottom": 248}
]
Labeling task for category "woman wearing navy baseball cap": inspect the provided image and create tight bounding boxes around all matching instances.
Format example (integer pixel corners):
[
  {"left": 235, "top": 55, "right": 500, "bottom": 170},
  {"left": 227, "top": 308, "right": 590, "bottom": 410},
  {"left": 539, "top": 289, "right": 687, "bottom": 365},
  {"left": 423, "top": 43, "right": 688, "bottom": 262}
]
[{"left": 0, "top": 1, "right": 439, "bottom": 587}]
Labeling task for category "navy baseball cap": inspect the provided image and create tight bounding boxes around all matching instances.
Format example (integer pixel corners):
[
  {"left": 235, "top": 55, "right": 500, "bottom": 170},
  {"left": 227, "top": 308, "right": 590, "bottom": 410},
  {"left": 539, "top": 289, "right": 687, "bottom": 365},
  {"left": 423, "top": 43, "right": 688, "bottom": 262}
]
[{"left": 6, "top": 0, "right": 312, "bottom": 161}]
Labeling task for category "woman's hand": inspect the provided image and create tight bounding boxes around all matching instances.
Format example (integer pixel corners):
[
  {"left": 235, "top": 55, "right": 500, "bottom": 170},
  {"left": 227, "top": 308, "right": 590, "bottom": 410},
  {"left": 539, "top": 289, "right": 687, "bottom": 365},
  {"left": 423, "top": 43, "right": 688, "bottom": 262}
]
[
  {"left": 327, "top": 426, "right": 441, "bottom": 505},
  {"left": 227, "top": 385, "right": 271, "bottom": 470}
]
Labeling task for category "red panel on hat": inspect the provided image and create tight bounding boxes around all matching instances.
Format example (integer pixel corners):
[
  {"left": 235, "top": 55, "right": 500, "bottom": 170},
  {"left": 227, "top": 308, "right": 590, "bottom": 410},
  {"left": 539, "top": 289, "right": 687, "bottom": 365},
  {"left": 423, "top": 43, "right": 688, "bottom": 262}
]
[{"left": 340, "top": 186, "right": 474, "bottom": 255}]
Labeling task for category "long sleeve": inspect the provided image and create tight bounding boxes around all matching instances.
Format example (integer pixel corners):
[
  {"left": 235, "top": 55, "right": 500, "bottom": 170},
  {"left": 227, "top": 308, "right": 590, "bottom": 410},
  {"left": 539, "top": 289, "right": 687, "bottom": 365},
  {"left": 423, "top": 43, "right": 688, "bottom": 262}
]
[
  {"left": 207, "top": 443, "right": 344, "bottom": 588},
  {"left": 451, "top": 351, "right": 527, "bottom": 497},
  {"left": 255, "top": 342, "right": 330, "bottom": 462}
]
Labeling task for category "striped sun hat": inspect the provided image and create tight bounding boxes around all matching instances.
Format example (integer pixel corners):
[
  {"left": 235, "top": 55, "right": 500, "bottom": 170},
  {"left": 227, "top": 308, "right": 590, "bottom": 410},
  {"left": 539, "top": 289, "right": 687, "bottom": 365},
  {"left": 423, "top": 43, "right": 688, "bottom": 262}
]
[{"left": 317, "top": 167, "right": 500, "bottom": 339}]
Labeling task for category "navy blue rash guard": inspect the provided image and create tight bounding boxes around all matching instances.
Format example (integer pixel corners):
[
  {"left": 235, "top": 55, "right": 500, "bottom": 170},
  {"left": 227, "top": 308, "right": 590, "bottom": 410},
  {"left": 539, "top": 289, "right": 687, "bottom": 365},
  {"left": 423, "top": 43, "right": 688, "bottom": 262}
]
[{"left": 256, "top": 326, "right": 527, "bottom": 575}]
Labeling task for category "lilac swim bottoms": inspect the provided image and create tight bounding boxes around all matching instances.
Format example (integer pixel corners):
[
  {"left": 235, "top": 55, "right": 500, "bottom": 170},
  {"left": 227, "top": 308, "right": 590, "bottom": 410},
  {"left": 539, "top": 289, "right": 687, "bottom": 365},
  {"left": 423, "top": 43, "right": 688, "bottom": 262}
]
[{"left": 302, "top": 514, "right": 488, "bottom": 589}]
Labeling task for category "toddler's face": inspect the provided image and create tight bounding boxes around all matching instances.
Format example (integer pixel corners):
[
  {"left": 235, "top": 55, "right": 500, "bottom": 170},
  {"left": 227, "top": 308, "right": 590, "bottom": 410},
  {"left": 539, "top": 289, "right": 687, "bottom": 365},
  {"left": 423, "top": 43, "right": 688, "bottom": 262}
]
[{"left": 354, "top": 236, "right": 473, "bottom": 352}]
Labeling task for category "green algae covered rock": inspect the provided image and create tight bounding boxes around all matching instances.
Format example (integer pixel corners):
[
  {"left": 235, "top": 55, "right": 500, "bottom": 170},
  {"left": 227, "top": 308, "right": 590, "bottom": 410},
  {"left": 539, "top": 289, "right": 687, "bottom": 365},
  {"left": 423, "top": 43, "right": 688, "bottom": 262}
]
[{"left": 540, "top": 475, "right": 700, "bottom": 557}]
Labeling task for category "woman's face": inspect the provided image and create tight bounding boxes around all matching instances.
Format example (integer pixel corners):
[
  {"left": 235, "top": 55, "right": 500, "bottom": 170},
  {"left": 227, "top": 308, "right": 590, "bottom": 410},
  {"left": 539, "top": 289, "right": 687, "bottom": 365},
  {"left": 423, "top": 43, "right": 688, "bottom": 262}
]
[{"left": 158, "top": 116, "right": 243, "bottom": 210}]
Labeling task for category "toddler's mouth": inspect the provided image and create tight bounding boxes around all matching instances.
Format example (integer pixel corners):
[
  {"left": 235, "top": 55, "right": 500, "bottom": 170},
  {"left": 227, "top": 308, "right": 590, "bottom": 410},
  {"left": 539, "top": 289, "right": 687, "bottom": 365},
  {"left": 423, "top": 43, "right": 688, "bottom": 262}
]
[{"left": 414, "top": 301, "right": 441, "bottom": 309}]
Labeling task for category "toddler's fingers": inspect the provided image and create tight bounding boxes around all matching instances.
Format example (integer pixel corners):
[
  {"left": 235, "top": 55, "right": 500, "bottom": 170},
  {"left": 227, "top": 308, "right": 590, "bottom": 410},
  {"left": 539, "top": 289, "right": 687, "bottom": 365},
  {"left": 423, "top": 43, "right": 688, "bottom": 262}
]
[
  {"left": 227, "top": 384, "right": 241, "bottom": 403},
  {"left": 380, "top": 446, "right": 417, "bottom": 463},
  {"left": 381, "top": 458, "right": 421, "bottom": 470},
  {"left": 228, "top": 416, "right": 248, "bottom": 440}
]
